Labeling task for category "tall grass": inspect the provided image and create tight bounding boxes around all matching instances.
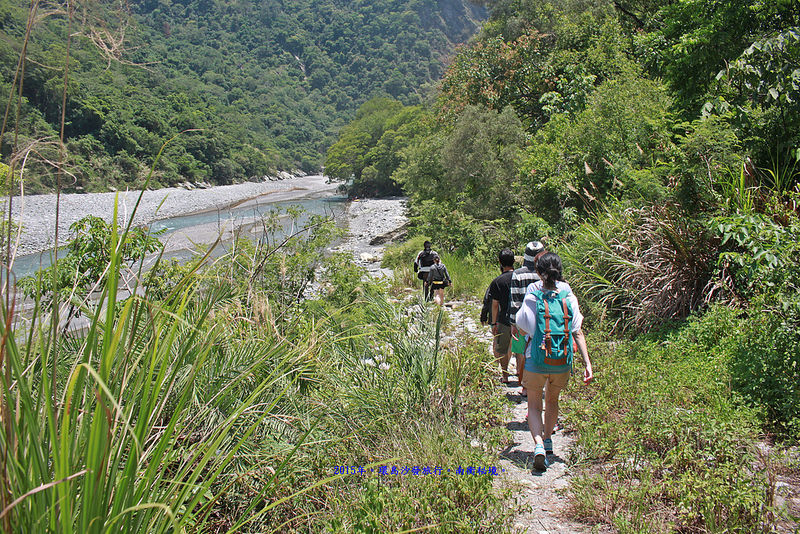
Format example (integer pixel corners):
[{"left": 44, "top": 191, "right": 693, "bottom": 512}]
[
  {"left": 563, "top": 202, "right": 719, "bottom": 332},
  {"left": 719, "top": 161, "right": 756, "bottom": 214},
  {"left": 0, "top": 6, "right": 319, "bottom": 527},
  {"left": 0, "top": 6, "right": 518, "bottom": 531},
  {"left": 1, "top": 200, "right": 515, "bottom": 531},
  {"left": 0, "top": 196, "right": 322, "bottom": 531}
]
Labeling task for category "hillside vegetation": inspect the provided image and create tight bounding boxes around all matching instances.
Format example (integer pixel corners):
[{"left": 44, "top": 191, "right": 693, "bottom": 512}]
[
  {"left": 1, "top": 0, "right": 799, "bottom": 531},
  {"left": 327, "top": 0, "right": 800, "bottom": 529},
  {"left": 0, "top": 0, "right": 484, "bottom": 192}
]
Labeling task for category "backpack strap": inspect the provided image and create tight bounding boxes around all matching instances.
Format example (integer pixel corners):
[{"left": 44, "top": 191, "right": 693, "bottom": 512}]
[
  {"left": 542, "top": 298, "right": 552, "bottom": 356},
  {"left": 561, "top": 296, "right": 571, "bottom": 359}
]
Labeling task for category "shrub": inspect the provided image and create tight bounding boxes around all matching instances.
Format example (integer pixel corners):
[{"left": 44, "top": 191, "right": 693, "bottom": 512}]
[
  {"left": 714, "top": 212, "right": 800, "bottom": 301},
  {"left": 564, "top": 307, "right": 773, "bottom": 531},
  {"left": 564, "top": 202, "right": 719, "bottom": 332},
  {"left": 407, "top": 200, "right": 513, "bottom": 261},
  {"left": 730, "top": 293, "right": 800, "bottom": 440}
]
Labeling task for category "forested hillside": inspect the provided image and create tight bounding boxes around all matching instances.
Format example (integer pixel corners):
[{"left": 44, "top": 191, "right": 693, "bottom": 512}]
[
  {"left": 0, "top": 0, "right": 485, "bottom": 192},
  {"left": 2, "top": 0, "right": 800, "bottom": 531},
  {"left": 327, "top": 1, "right": 800, "bottom": 528}
]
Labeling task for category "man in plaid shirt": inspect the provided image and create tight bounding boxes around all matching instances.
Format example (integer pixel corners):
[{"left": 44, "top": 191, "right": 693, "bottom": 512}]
[{"left": 508, "top": 241, "right": 545, "bottom": 395}]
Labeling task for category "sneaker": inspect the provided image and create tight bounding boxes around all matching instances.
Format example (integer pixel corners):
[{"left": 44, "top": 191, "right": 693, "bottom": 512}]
[
  {"left": 543, "top": 438, "right": 553, "bottom": 455},
  {"left": 533, "top": 444, "right": 547, "bottom": 472}
]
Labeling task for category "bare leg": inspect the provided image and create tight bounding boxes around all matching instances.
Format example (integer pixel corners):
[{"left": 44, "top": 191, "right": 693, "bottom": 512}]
[
  {"left": 544, "top": 386, "right": 560, "bottom": 440},
  {"left": 527, "top": 383, "right": 545, "bottom": 447},
  {"left": 514, "top": 352, "right": 525, "bottom": 393}
]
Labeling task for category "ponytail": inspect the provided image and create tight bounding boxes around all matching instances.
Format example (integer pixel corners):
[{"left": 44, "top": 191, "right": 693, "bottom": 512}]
[{"left": 536, "top": 252, "right": 564, "bottom": 288}]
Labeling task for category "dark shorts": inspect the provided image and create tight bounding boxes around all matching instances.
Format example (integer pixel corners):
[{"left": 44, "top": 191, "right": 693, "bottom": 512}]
[{"left": 493, "top": 323, "right": 512, "bottom": 354}]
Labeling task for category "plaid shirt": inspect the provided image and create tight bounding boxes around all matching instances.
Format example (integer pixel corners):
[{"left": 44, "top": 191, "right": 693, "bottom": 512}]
[{"left": 508, "top": 266, "right": 540, "bottom": 325}]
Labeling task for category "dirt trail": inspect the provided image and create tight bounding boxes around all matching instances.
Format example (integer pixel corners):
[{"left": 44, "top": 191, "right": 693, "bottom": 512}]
[
  {"left": 445, "top": 301, "right": 594, "bottom": 534},
  {"left": 497, "top": 373, "right": 591, "bottom": 533},
  {"left": 361, "top": 205, "right": 593, "bottom": 532}
]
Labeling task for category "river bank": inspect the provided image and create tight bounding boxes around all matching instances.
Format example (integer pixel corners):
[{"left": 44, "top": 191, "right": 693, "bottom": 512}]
[
  {"left": 2, "top": 174, "right": 338, "bottom": 257},
  {"left": 335, "top": 197, "right": 408, "bottom": 277}
]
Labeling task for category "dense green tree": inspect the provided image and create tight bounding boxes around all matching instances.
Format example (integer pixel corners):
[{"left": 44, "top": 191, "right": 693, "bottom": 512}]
[
  {"left": 0, "top": 0, "right": 486, "bottom": 192},
  {"left": 325, "top": 98, "right": 428, "bottom": 196},
  {"left": 636, "top": 0, "right": 800, "bottom": 114},
  {"left": 439, "top": 105, "right": 525, "bottom": 220},
  {"left": 709, "top": 27, "right": 800, "bottom": 160}
]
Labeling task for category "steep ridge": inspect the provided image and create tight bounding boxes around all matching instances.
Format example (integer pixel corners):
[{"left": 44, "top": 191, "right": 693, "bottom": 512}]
[{"left": 0, "top": 0, "right": 486, "bottom": 192}]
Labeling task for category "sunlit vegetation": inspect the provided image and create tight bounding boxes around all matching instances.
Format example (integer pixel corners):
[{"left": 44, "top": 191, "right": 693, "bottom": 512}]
[
  {"left": 326, "top": 0, "right": 800, "bottom": 529},
  {"left": 2, "top": 0, "right": 800, "bottom": 530},
  {"left": 0, "top": 0, "right": 485, "bottom": 192}
]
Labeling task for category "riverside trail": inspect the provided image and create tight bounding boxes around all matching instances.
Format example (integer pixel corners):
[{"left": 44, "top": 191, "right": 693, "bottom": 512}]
[
  {"left": 444, "top": 302, "right": 597, "bottom": 534},
  {"left": 354, "top": 200, "right": 595, "bottom": 533}
]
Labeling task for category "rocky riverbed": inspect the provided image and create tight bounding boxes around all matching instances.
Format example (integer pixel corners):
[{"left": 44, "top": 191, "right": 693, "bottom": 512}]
[
  {"left": 1, "top": 174, "right": 337, "bottom": 257},
  {"left": 335, "top": 197, "right": 408, "bottom": 277}
]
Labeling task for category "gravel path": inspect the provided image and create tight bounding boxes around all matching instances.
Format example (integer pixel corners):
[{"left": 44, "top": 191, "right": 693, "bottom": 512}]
[
  {"left": 2, "top": 175, "right": 336, "bottom": 256},
  {"left": 497, "top": 375, "right": 595, "bottom": 533},
  {"left": 443, "top": 301, "right": 597, "bottom": 534}
]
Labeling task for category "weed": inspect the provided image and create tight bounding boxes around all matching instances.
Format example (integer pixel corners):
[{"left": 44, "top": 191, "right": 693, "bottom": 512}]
[{"left": 562, "top": 308, "right": 784, "bottom": 531}]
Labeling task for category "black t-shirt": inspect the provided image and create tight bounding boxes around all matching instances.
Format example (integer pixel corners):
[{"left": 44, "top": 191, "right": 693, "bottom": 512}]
[{"left": 488, "top": 270, "right": 513, "bottom": 325}]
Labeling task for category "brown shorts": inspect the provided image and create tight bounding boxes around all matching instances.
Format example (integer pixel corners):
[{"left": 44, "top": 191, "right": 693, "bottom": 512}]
[
  {"left": 493, "top": 323, "right": 512, "bottom": 354},
  {"left": 522, "top": 371, "right": 570, "bottom": 393}
]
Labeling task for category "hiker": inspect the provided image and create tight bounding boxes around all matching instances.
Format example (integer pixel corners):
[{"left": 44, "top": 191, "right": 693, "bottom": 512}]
[
  {"left": 413, "top": 240, "right": 437, "bottom": 301},
  {"left": 489, "top": 248, "right": 515, "bottom": 383},
  {"left": 426, "top": 253, "right": 451, "bottom": 306},
  {"left": 515, "top": 252, "right": 593, "bottom": 472},
  {"left": 508, "top": 241, "right": 546, "bottom": 396}
]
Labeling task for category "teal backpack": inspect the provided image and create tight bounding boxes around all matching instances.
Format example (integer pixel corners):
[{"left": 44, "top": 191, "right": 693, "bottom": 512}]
[{"left": 529, "top": 289, "right": 574, "bottom": 368}]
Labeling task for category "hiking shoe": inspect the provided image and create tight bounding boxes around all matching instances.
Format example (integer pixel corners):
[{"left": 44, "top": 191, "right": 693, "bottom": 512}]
[
  {"left": 543, "top": 438, "right": 553, "bottom": 455},
  {"left": 533, "top": 444, "right": 547, "bottom": 472}
]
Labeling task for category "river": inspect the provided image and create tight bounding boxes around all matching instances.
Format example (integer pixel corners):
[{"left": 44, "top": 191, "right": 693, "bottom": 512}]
[{"left": 3, "top": 175, "right": 346, "bottom": 279}]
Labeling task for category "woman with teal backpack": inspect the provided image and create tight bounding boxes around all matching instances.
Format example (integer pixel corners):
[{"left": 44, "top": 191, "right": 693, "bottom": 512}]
[{"left": 515, "top": 252, "right": 593, "bottom": 472}]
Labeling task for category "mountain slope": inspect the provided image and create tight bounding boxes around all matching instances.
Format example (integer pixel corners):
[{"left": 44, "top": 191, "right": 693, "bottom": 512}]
[{"left": 0, "top": 0, "right": 485, "bottom": 192}]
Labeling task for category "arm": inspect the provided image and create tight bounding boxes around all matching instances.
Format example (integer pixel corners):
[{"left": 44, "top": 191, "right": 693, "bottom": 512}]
[
  {"left": 565, "top": 291, "right": 591, "bottom": 384},
  {"left": 508, "top": 273, "right": 524, "bottom": 328},
  {"left": 573, "top": 329, "right": 593, "bottom": 384},
  {"left": 480, "top": 287, "right": 491, "bottom": 325},
  {"left": 491, "top": 299, "right": 500, "bottom": 335},
  {"left": 509, "top": 286, "right": 519, "bottom": 335},
  {"left": 427, "top": 265, "right": 439, "bottom": 284}
]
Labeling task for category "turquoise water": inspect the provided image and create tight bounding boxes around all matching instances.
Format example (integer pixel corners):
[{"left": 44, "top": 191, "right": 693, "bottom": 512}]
[{"left": 9, "top": 194, "right": 347, "bottom": 279}]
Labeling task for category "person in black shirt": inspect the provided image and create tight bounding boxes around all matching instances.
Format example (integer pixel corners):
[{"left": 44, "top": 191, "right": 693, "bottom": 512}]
[
  {"left": 489, "top": 248, "right": 515, "bottom": 383},
  {"left": 413, "top": 240, "right": 437, "bottom": 301}
]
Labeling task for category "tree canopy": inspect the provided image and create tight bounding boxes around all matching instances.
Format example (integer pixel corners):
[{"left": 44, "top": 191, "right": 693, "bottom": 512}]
[{"left": 0, "top": 0, "right": 486, "bottom": 192}]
